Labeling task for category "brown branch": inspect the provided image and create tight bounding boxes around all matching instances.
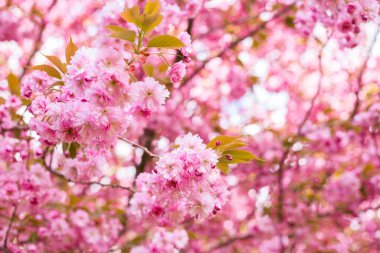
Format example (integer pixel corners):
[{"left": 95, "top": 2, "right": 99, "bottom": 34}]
[
  {"left": 42, "top": 148, "right": 134, "bottom": 193},
  {"left": 119, "top": 137, "right": 159, "bottom": 159},
  {"left": 0, "top": 125, "right": 29, "bottom": 135},
  {"left": 205, "top": 234, "right": 254, "bottom": 252},
  {"left": 2, "top": 205, "right": 17, "bottom": 252},
  {"left": 134, "top": 128, "right": 156, "bottom": 176},
  {"left": 350, "top": 25, "right": 380, "bottom": 119},
  {"left": 180, "top": 3, "right": 295, "bottom": 88},
  {"left": 19, "top": 0, "right": 58, "bottom": 80}
]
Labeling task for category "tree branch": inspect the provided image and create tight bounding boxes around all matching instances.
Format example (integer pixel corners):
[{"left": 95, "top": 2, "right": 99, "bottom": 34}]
[
  {"left": 206, "top": 234, "right": 254, "bottom": 252},
  {"left": 276, "top": 32, "right": 332, "bottom": 253}
]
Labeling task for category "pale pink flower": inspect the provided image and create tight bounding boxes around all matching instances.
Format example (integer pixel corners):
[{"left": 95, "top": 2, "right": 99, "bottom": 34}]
[{"left": 131, "top": 77, "right": 170, "bottom": 113}]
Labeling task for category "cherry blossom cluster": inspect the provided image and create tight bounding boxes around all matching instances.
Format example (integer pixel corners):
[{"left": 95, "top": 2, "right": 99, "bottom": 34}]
[
  {"left": 2, "top": 0, "right": 380, "bottom": 252},
  {"left": 129, "top": 133, "right": 229, "bottom": 226},
  {"left": 296, "top": 0, "right": 380, "bottom": 47},
  {"left": 323, "top": 171, "right": 361, "bottom": 207},
  {"left": 23, "top": 47, "right": 170, "bottom": 148}
]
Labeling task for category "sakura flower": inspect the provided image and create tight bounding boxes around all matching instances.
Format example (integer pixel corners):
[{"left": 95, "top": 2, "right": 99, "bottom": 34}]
[
  {"left": 189, "top": 192, "right": 215, "bottom": 219},
  {"left": 131, "top": 77, "right": 170, "bottom": 113},
  {"left": 168, "top": 61, "right": 186, "bottom": 83},
  {"left": 70, "top": 209, "right": 90, "bottom": 227}
]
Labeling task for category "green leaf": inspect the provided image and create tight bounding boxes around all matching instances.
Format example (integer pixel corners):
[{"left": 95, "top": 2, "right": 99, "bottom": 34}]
[
  {"left": 106, "top": 25, "right": 136, "bottom": 42},
  {"left": 31, "top": 65, "right": 61, "bottom": 79},
  {"left": 7, "top": 73, "right": 20, "bottom": 96},
  {"left": 43, "top": 54, "right": 67, "bottom": 73},
  {"left": 65, "top": 37, "right": 78, "bottom": 64},
  {"left": 148, "top": 35, "right": 184, "bottom": 49},
  {"left": 144, "top": 0, "right": 160, "bottom": 15}
]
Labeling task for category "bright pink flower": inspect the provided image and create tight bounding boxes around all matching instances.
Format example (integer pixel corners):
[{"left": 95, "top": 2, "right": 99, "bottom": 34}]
[{"left": 168, "top": 61, "right": 186, "bottom": 83}]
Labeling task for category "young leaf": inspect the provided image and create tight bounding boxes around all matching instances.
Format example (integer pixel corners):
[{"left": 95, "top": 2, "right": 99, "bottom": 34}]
[
  {"left": 217, "top": 163, "right": 230, "bottom": 174},
  {"left": 141, "top": 13, "right": 163, "bottom": 33},
  {"left": 222, "top": 150, "right": 264, "bottom": 162},
  {"left": 148, "top": 35, "right": 184, "bottom": 49},
  {"left": 144, "top": 0, "right": 160, "bottom": 15},
  {"left": 121, "top": 5, "right": 142, "bottom": 27},
  {"left": 106, "top": 25, "right": 136, "bottom": 42},
  {"left": 7, "top": 73, "right": 20, "bottom": 96},
  {"left": 66, "top": 37, "right": 78, "bottom": 64},
  {"left": 43, "top": 54, "right": 67, "bottom": 73},
  {"left": 207, "top": 135, "right": 242, "bottom": 152},
  {"left": 31, "top": 65, "right": 61, "bottom": 79}
]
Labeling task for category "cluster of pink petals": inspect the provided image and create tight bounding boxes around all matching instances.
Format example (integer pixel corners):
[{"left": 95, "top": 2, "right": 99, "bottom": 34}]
[
  {"left": 128, "top": 133, "right": 229, "bottom": 226},
  {"left": 0, "top": 164, "right": 54, "bottom": 206},
  {"left": 168, "top": 61, "right": 186, "bottom": 83},
  {"left": 23, "top": 47, "right": 170, "bottom": 148},
  {"left": 323, "top": 171, "right": 361, "bottom": 207},
  {"left": 296, "top": 0, "right": 380, "bottom": 48}
]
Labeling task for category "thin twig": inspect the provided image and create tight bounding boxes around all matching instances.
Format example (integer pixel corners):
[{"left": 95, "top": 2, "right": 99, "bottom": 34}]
[
  {"left": 276, "top": 32, "right": 332, "bottom": 253},
  {"left": 19, "top": 0, "right": 58, "bottom": 80},
  {"left": 350, "top": 25, "right": 380, "bottom": 119},
  {"left": 119, "top": 137, "right": 159, "bottom": 159},
  {"left": 42, "top": 148, "right": 134, "bottom": 193},
  {"left": 180, "top": 3, "right": 295, "bottom": 88}
]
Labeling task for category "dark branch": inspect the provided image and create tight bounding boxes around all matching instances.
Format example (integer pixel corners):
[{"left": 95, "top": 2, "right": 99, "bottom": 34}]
[
  {"left": 135, "top": 128, "right": 156, "bottom": 176},
  {"left": 2, "top": 205, "right": 17, "bottom": 252}
]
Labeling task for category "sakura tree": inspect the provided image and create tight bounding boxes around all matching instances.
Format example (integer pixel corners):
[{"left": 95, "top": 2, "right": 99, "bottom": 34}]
[{"left": 1, "top": 0, "right": 380, "bottom": 252}]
